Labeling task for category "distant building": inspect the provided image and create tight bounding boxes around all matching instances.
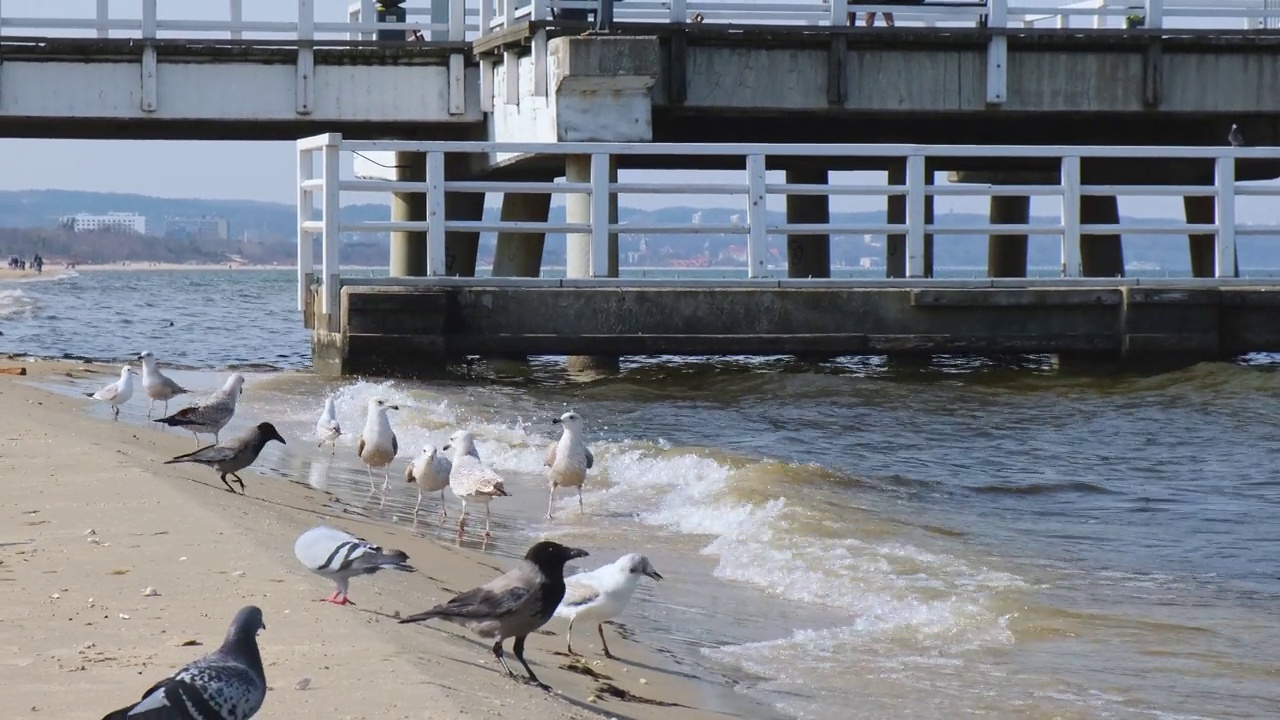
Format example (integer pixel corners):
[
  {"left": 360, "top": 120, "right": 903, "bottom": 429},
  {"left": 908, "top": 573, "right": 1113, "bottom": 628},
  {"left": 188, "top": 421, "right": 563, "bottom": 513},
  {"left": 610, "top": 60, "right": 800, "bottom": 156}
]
[
  {"left": 59, "top": 212, "right": 147, "bottom": 234},
  {"left": 163, "top": 215, "right": 230, "bottom": 241}
]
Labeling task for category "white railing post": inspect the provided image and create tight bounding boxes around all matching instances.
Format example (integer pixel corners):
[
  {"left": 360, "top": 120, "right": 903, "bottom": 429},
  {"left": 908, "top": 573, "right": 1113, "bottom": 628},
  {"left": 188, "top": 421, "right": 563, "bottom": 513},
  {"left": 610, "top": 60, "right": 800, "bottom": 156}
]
[
  {"left": 141, "top": 0, "right": 157, "bottom": 38},
  {"left": 906, "top": 155, "right": 927, "bottom": 278},
  {"left": 449, "top": 0, "right": 465, "bottom": 40},
  {"left": 425, "top": 151, "right": 448, "bottom": 277},
  {"left": 480, "top": 0, "right": 495, "bottom": 35},
  {"left": 361, "top": 0, "right": 376, "bottom": 39},
  {"left": 532, "top": 0, "right": 548, "bottom": 23},
  {"left": 297, "top": 147, "right": 314, "bottom": 312},
  {"left": 829, "top": 0, "right": 848, "bottom": 27},
  {"left": 297, "top": 0, "right": 315, "bottom": 116},
  {"left": 321, "top": 140, "right": 342, "bottom": 318},
  {"left": 1143, "top": 0, "right": 1163, "bottom": 29},
  {"left": 1060, "top": 156, "right": 1082, "bottom": 278},
  {"left": 745, "top": 154, "right": 769, "bottom": 279},
  {"left": 986, "top": 0, "right": 1008, "bottom": 104},
  {"left": 590, "top": 154, "right": 612, "bottom": 278},
  {"left": 504, "top": 0, "right": 516, "bottom": 31},
  {"left": 96, "top": 0, "right": 110, "bottom": 38},
  {"left": 1215, "top": 156, "right": 1237, "bottom": 278},
  {"left": 229, "top": 0, "right": 243, "bottom": 40},
  {"left": 671, "top": 0, "right": 687, "bottom": 23}
]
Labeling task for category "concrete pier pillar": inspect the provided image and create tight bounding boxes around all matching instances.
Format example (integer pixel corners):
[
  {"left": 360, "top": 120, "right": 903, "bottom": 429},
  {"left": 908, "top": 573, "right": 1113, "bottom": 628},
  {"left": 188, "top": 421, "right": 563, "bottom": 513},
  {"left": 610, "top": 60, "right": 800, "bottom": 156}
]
[
  {"left": 1184, "top": 194, "right": 1216, "bottom": 279},
  {"left": 491, "top": 192, "right": 553, "bottom": 277},
  {"left": 785, "top": 169, "right": 831, "bottom": 278},
  {"left": 443, "top": 192, "right": 486, "bottom": 277},
  {"left": 1080, "top": 195, "right": 1125, "bottom": 278},
  {"left": 988, "top": 195, "right": 1030, "bottom": 278},
  {"left": 389, "top": 151, "right": 426, "bottom": 277},
  {"left": 565, "top": 155, "right": 619, "bottom": 373},
  {"left": 885, "top": 161, "right": 933, "bottom": 278}
]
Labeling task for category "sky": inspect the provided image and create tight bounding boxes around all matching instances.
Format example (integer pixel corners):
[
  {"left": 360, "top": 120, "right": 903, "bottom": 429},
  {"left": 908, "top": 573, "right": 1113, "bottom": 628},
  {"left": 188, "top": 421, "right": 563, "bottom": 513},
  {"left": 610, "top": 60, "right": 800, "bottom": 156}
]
[{"left": 0, "top": 0, "right": 1272, "bottom": 222}]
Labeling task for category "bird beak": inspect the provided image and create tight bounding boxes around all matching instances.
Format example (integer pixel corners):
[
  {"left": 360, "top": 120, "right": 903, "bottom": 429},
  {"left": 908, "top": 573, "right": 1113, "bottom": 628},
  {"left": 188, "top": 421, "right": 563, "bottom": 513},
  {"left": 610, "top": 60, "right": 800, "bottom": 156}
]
[
  {"left": 552, "top": 418, "right": 561, "bottom": 424},
  {"left": 568, "top": 547, "right": 590, "bottom": 560},
  {"left": 441, "top": 443, "right": 451, "bottom": 452},
  {"left": 388, "top": 405, "right": 400, "bottom": 411},
  {"left": 646, "top": 569, "right": 664, "bottom": 581}
]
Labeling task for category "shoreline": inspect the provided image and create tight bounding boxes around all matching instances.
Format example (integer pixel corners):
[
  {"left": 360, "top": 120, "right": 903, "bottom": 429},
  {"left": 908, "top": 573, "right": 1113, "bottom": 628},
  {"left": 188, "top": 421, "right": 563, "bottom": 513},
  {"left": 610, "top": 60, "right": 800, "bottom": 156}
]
[{"left": 0, "top": 359, "right": 752, "bottom": 720}]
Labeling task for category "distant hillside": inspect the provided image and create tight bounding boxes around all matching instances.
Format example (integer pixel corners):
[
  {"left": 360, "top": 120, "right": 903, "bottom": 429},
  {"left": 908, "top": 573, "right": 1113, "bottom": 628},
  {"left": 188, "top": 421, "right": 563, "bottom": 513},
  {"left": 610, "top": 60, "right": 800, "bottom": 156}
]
[{"left": 2, "top": 189, "right": 1277, "bottom": 271}]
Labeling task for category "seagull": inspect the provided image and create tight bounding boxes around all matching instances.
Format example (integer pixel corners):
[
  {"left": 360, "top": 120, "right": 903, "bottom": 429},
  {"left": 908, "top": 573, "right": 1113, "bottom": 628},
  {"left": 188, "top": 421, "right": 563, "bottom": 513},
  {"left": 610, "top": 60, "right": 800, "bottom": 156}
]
[
  {"left": 293, "top": 525, "right": 415, "bottom": 606},
  {"left": 163, "top": 421, "right": 286, "bottom": 494},
  {"left": 101, "top": 605, "right": 267, "bottom": 720},
  {"left": 357, "top": 398, "right": 399, "bottom": 493},
  {"left": 87, "top": 365, "right": 135, "bottom": 420},
  {"left": 545, "top": 411, "right": 595, "bottom": 519},
  {"left": 398, "top": 541, "right": 589, "bottom": 691},
  {"left": 154, "top": 373, "right": 245, "bottom": 446},
  {"left": 315, "top": 396, "right": 342, "bottom": 454},
  {"left": 443, "top": 430, "right": 510, "bottom": 544},
  {"left": 1229, "top": 123, "right": 1244, "bottom": 147},
  {"left": 405, "top": 444, "right": 451, "bottom": 523},
  {"left": 555, "top": 553, "right": 663, "bottom": 659},
  {"left": 137, "top": 350, "right": 189, "bottom": 418}
]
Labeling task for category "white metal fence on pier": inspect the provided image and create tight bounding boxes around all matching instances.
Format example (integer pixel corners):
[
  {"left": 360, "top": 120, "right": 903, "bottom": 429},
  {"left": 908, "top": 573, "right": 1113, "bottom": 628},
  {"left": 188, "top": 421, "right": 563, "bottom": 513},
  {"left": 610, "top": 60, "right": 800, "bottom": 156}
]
[{"left": 295, "top": 133, "right": 1280, "bottom": 315}]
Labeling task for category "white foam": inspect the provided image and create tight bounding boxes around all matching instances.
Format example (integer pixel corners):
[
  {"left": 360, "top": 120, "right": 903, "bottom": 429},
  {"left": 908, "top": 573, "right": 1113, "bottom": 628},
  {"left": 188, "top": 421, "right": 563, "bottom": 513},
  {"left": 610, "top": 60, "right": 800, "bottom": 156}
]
[{"left": 0, "top": 288, "right": 37, "bottom": 319}]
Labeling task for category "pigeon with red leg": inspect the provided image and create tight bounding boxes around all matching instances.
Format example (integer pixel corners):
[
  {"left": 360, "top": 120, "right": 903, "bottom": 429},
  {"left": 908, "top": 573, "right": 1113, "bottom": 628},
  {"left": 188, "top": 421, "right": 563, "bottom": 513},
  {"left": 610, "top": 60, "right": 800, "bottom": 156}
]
[{"left": 293, "top": 525, "right": 415, "bottom": 606}]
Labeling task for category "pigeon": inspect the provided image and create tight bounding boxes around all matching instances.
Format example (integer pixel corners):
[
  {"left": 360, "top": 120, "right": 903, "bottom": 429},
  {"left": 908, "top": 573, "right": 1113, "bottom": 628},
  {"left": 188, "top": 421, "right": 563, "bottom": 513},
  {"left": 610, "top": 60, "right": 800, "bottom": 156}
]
[
  {"left": 163, "top": 421, "right": 286, "bottom": 494},
  {"left": 555, "top": 553, "right": 663, "bottom": 659},
  {"left": 398, "top": 541, "right": 589, "bottom": 691},
  {"left": 154, "top": 373, "right": 245, "bottom": 446},
  {"left": 442, "top": 430, "right": 510, "bottom": 544},
  {"left": 357, "top": 398, "right": 399, "bottom": 493},
  {"left": 405, "top": 444, "right": 451, "bottom": 522},
  {"left": 1229, "top": 123, "right": 1244, "bottom": 148},
  {"left": 88, "top": 365, "right": 135, "bottom": 420},
  {"left": 293, "top": 525, "right": 415, "bottom": 606},
  {"left": 137, "top": 350, "right": 189, "bottom": 418},
  {"left": 101, "top": 605, "right": 267, "bottom": 720},
  {"left": 315, "top": 396, "right": 342, "bottom": 454},
  {"left": 544, "top": 411, "right": 595, "bottom": 519}
]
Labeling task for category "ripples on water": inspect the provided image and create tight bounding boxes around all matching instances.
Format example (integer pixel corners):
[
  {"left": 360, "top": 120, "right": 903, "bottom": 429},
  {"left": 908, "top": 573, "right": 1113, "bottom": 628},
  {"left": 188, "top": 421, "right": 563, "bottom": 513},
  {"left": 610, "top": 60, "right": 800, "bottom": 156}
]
[{"left": 7, "top": 270, "right": 1280, "bottom": 719}]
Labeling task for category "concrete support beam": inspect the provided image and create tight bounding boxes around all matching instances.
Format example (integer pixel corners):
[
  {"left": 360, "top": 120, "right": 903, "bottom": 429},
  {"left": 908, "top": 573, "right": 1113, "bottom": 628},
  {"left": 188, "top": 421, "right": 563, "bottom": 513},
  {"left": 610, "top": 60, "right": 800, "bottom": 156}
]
[
  {"left": 1080, "top": 195, "right": 1125, "bottom": 278},
  {"left": 443, "top": 192, "right": 486, "bottom": 277},
  {"left": 389, "top": 151, "right": 426, "bottom": 277},
  {"left": 785, "top": 168, "right": 831, "bottom": 279},
  {"left": 492, "top": 192, "right": 553, "bottom": 277},
  {"left": 886, "top": 161, "right": 933, "bottom": 278},
  {"left": 989, "top": 195, "right": 1030, "bottom": 278},
  {"left": 564, "top": 154, "right": 619, "bottom": 372},
  {"left": 1184, "top": 194, "right": 1216, "bottom": 279}
]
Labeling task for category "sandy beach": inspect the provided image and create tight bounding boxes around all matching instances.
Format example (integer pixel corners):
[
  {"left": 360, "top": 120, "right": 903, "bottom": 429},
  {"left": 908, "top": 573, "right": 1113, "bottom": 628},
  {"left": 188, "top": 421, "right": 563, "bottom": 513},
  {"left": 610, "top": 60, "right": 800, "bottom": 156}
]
[
  {"left": 0, "top": 360, "right": 734, "bottom": 720},
  {"left": 72, "top": 262, "right": 294, "bottom": 272}
]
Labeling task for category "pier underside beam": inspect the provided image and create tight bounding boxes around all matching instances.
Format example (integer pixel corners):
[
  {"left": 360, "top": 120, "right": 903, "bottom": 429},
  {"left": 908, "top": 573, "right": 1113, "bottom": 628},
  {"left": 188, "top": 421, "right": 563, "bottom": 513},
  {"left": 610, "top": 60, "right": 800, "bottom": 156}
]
[
  {"left": 564, "top": 154, "right": 620, "bottom": 373},
  {"left": 389, "top": 151, "right": 427, "bottom": 278},
  {"left": 1184, "top": 195, "right": 1216, "bottom": 279},
  {"left": 492, "top": 192, "right": 553, "bottom": 278},
  {"left": 1080, "top": 195, "right": 1125, "bottom": 278},
  {"left": 444, "top": 191, "right": 486, "bottom": 277},
  {"left": 886, "top": 161, "right": 934, "bottom": 279},
  {"left": 785, "top": 168, "right": 831, "bottom": 279},
  {"left": 989, "top": 195, "right": 1030, "bottom": 279}
]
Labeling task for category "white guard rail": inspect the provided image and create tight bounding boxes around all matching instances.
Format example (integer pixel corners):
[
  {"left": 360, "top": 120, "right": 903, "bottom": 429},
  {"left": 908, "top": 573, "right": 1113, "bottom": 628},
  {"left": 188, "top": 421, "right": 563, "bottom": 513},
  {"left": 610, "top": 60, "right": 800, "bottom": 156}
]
[{"left": 295, "top": 133, "right": 1280, "bottom": 315}]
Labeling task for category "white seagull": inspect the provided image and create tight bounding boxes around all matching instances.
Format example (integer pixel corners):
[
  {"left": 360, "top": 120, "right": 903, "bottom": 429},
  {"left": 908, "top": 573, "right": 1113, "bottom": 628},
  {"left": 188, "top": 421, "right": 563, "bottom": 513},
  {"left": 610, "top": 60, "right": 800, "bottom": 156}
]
[
  {"left": 88, "top": 365, "right": 135, "bottom": 420},
  {"left": 545, "top": 410, "right": 595, "bottom": 519},
  {"left": 293, "top": 525, "right": 415, "bottom": 606},
  {"left": 315, "top": 396, "right": 342, "bottom": 454},
  {"left": 443, "top": 430, "right": 509, "bottom": 544},
  {"left": 137, "top": 350, "right": 190, "bottom": 418},
  {"left": 405, "top": 444, "right": 451, "bottom": 523},
  {"left": 357, "top": 398, "right": 399, "bottom": 493},
  {"left": 555, "top": 553, "right": 663, "bottom": 659}
]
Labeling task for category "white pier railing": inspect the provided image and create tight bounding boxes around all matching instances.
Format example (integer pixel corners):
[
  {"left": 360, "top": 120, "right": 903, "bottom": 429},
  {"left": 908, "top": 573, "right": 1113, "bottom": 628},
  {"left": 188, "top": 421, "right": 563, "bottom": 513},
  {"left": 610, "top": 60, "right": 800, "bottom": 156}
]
[{"left": 295, "top": 133, "right": 1280, "bottom": 315}]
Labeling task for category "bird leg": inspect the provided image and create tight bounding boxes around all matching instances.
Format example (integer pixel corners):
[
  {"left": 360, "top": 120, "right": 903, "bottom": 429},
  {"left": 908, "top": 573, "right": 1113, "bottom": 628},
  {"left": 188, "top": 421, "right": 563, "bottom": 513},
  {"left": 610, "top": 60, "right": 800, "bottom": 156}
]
[
  {"left": 565, "top": 617, "right": 580, "bottom": 656},
  {"left": 546, "top": 485, "right": 556, "bottom": 520},
  {"left": 313, "top": 591, "right": 355, "bottom": 606},
  {"left": 596, "top": 623, "right": 615, "bottom": 660},
  {"left": 230, "top": 472, "right": 247, "bottom": 493},
  {"left": 365, "top": 466, "right": 377, "bottom": 493},
  {"left": 147, "top": 400, "right": 154, "bottom": 419},
  {"left": 381, "top": 470, "right": 390, "bottom": 494},
  {"left": 437, "top": 489, "right": 448, "bottom": 522},
  {"left": 512, "top": 635, "right": 551, "bottom": 691},
  {"left": 412, "top": 488, "right": 423, "bottom": 522},
  {"left": 578, "top": 485, "right": 584, "bottom": 514},
  {"left": 483, "top": 503, "right": 494, "bottom": 541},
  {"left": 217, "top": 473, "right": 238, "bottom": 493},
  {"left": 455, "top": 502, "right": 468, "bottom": 545},
  {"left": 491, "top": 639, "right": 518, "bottom": 679},
  {"left": 112, "top": 405, "right": 120, "bottom": 420}
]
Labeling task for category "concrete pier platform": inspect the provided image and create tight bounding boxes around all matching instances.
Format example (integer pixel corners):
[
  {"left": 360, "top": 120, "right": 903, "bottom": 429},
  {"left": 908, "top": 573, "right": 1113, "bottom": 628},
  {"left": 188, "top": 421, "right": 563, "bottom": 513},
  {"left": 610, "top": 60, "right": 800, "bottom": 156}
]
[{"left": 305, "top": 280, "right": 1280, "bottom": 377}]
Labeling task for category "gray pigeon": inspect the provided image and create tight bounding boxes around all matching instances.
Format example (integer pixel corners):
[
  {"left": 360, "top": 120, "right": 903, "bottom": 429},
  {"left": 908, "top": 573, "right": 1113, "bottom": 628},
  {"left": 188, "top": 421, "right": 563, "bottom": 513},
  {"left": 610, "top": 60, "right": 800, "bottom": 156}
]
[
  {"left": 398, "top": 540, "right": 589, "bottom": 690},
  {"left": 101, "top": 605, "right": 267, "bottom": 720},
  {"left": 293, "top": 525, "right": 415, "bottom": 606},
  {"left": 1229, "top": 123, "right": 1244, "bottom": 147},
  {"left": 163, "top": 422, "right": 286, "bottom": 494}
]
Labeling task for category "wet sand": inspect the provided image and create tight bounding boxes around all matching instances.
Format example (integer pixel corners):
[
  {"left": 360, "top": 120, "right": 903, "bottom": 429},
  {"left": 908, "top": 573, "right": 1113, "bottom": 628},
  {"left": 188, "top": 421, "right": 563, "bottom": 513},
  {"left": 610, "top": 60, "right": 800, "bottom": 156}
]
[{"left": 0, "top": 360, "right": 734, "bottom": 720}]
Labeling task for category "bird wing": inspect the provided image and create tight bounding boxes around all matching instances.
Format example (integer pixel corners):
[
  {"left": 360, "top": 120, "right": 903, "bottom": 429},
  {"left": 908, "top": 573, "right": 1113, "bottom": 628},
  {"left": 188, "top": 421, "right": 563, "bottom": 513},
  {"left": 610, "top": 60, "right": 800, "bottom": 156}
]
[
  {"left": 93, "top": 383, "right": 121, "bottom": 402},
  {"left": 544, "top": 441, "right": 557, "bottom": 467},
  {"left": 450, "top": 458, "right": 507, "bottom": 497},
  {"left": 558, "top": 578, "right": 601, "bottom": 610},
  {"left": 356, "top": 436, "right": 366, "bottom": 458},
  {"left": 101, "top": 676, "right": 225, "bottom": 720},
  {"left": 164, "top": 444, "right": 239, "bottom": 466},
  {"left": 406, "top": 584, "right": 533, "bottom": 624},
  {"left": 391, "top": 433, "right": 398, "bottom": 458},
  {"left": 585, "top": 447, "right": 595, "bottom": 470},
  {"left": 160, "top": 374, "right": 189, "bottom": 395}
]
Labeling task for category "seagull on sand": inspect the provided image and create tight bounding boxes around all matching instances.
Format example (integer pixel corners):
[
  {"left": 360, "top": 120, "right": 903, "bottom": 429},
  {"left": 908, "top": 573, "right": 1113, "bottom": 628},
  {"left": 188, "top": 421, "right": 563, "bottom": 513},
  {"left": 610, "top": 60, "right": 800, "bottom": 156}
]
[
  {"left": 357, "top": 398, "right": 399, "bottom": 493},
  {"left": 405, "top": 444, "right": 451, "bottom": 522},
  {"left": 137, "top": 350, "right": 189, "bottom": 418},
  {"left": 1229, "top": 123, "right": 1244, "bottom": 148},
  {"left": 545, "top": 410, "right": 594, "bottom": 519},
  {"left": 556, "top": 553, "right": 663, "bottom": 659},
  {"left": 101, "top": 605, "right": 267, "bottom": 720},
  {"left": 154, "top": 372, "right": 245, "bottom": 446},
  {"left": 398, "top": 541, "right": 589, "bottom": 691},
  {"left": 163, "top": 421, "right": 286, "bottom": 494},
  {"left": 87, "top": 365, "right": 135, "bottom": 420},
  {"left": 293, "top": 525, "right": 415, "bottom": 606},
  {"left": 443, "top": 430, "right": 510, "bottom": 544},
  {"left": 315, "top": 396, "right": 342, "bottom": 454}
]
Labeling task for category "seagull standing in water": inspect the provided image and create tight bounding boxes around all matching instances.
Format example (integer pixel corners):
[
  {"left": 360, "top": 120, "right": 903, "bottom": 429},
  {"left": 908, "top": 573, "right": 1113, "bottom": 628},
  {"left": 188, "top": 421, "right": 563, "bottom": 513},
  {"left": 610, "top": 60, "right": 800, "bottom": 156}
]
[
  {"left": 444, "top": 430, "right": 509, "bottom": 544},
  {"left": 405, "top": 444, "right": 452, "bottom": 523},
  {"left": 137, "top": 349, "right": 189, "bottom": 418},
  {"left": 87, "top": 365, "right": 135, "bottom": 420},
  {"left": 315, "top": 396, "right": 342, "bottom": 454},
  {"left": 555, "top": 553, "right": 663, "bottom": 659},
  {"left": 357, "top": 398, "right": 399, "bottom": 493},
  {"left": 545, "top": 410, "right": 594, "bottom": 519},
  {"left": 154, "top": 372, "right": 245, "bottom": 446}
]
